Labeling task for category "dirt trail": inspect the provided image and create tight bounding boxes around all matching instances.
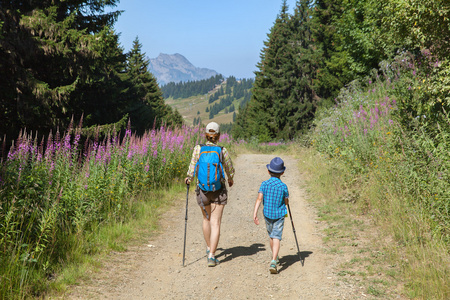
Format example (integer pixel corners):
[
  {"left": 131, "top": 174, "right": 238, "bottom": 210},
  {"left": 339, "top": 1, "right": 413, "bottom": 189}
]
[{"left": 65, "top": 154, "right": 362, "bottom": 299}]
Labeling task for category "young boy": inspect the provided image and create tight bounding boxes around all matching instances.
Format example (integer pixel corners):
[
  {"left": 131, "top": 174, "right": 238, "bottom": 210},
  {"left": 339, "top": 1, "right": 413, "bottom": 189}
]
[{"left": 253, "top": 157, "right": 289, "bottom": 274}]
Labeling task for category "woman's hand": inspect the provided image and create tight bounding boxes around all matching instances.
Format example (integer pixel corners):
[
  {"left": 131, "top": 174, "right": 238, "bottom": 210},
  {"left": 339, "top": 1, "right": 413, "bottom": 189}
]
[
  {"left": 185, "top": 177, "right": 191, "bottom": 185},
  {"left": 228, "top": 178, "right": 234, "bottom": 187}
]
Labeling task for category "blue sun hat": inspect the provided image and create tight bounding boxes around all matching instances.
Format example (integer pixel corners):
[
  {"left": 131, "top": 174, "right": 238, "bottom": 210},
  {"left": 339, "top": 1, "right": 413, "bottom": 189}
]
[{"left": 266, "top": 157, "right": 286, "bottom": 173}]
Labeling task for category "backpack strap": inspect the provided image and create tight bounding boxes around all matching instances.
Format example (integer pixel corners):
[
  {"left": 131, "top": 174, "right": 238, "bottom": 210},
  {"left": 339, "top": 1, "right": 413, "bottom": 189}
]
[
  {"left": 219, "top": 146, "right": 223, "bottom": 163},
  {"left": 194, "top": 144, "right": 205, "bottom": 177},
  {"left": 199, "top": 144, "right": 223, "bottom": 163}
]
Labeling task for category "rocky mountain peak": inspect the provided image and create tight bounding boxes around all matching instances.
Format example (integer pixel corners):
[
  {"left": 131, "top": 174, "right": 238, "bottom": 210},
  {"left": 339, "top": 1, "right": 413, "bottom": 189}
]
[{"left": 149, "top": 53, "right": 218, "bottom": 85}]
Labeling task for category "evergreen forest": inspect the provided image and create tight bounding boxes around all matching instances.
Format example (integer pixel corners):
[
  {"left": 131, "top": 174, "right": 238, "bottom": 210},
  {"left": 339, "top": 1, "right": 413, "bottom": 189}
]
[
  {"left": 161, "top": 74, "right": 224, "bottom": 99},
  {"left": 232, "top": 0, "right": 450, "bottom": 142},
  {"left": 206, "top": 76, "right": 253, "bottom": 119},
  {"left": 163, "top": 75, "right": 253, "bottom": 131},
  {"left": 0, "top": 0, "right": 182, "bottom": 147}
]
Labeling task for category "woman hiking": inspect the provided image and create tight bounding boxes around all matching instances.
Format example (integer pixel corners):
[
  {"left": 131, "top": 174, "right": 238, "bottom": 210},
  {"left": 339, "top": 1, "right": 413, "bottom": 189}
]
[{"left": 185, "top": 122, "right": 235, "bottom": 267}]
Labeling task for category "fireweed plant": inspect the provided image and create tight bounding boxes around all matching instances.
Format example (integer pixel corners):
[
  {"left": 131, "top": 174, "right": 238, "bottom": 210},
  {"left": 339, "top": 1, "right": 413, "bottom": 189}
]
[
  {"left": 313, "top": 51, "right": 449, "bottom": 241},
  {"left": 0, "top": 122, "right": 212, "bottom": 298}
]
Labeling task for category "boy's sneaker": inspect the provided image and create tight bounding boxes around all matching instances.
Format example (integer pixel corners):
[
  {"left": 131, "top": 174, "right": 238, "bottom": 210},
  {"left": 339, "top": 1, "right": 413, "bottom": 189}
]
[
  {"left": 208, "top": 257, "right": 220, "bottom": 267},
  {"left": 269, "top": 260, "right": 278, "bottom": 274}
]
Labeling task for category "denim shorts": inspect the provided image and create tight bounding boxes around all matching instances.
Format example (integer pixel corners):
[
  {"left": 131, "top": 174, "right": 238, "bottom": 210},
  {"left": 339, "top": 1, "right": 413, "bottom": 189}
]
[{"left": 264, "top": 216, "right": 285, "bottom": 240}]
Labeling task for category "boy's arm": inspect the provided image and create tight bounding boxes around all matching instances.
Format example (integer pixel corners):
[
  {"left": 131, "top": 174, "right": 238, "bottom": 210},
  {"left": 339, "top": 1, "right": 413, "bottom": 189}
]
[{"left": 253, "top": 192, "right": 264, "bottom": 225}]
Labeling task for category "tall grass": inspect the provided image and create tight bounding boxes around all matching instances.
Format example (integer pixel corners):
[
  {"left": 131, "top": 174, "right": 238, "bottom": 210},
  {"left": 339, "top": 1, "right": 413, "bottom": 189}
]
[
  {"left": 311, "top": 54, "right": 450, "bottom": 298},
  {"left": 0, "top": 121, "right": 206, "bottom": 299}
]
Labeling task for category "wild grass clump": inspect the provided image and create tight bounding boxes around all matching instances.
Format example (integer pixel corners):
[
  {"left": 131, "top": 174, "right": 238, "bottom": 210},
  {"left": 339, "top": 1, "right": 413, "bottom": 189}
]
[
  {"left": 0, "top": 121, "right": 203, "bottom": 299},
  {"left": 311, "top": 51, "right": 450, "bottom": 298}
]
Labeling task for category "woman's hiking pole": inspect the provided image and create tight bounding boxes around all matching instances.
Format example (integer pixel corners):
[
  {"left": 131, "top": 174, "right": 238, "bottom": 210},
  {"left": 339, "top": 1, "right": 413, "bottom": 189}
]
[
  {"left": 182, "top": 184, "right": 190, "bottom": 267},
  {"left": 287, "top": 203, "right": 304, "bottom": 266}
]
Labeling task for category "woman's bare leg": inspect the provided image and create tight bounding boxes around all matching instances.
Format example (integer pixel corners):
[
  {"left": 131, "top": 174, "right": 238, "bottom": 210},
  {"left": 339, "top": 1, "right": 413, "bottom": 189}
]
[
  {"left": 201, "top": 205, "right": 212, "bottom": 251},
  {"left": 208, "top": 203, "right": 224, "bottom": 258}
]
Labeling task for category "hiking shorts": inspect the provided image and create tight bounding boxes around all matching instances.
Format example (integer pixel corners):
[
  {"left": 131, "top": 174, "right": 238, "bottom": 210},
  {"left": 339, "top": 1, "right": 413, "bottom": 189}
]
[
  {"left": 264, "top": 216, "right": 285, "bottom": 240},
  {"left": 196, "top": 186, "right": 228, "bottom": 206}
]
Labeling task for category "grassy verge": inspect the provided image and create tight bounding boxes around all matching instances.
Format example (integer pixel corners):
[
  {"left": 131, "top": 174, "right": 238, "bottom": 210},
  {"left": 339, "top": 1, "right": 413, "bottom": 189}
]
[
  {"left": 294, "top": 145, "right": 449, "bottom": 299},
  {"left": 46, "top": 183, "right": 185, "bottom": 297}
]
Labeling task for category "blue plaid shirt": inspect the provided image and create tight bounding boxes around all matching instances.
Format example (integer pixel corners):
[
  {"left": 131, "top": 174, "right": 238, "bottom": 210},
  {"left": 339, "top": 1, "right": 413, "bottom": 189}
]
[{"left": 259, "top": 177, "right": 289, "bottom": 219}]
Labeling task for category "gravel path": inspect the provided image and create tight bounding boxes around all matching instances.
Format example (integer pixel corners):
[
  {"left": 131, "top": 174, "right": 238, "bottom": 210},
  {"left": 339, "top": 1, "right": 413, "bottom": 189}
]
[{"left": 65, "top": 154, "right": 361, "bottom": 299}]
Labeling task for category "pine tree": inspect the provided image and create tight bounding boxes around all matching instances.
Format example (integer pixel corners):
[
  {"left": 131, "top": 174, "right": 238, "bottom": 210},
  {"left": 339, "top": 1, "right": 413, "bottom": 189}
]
[
  {"left": 311, "top": 0, "right": 362, "bottom": 104},
  {"left": 233, "top": 1, "right": 291, "bottom": 141},
  {"left": 125, "top": 36, "right": 174, "bottom": 132},
  {"left": 280, "top": 0, "right": 318, "bottom": 136},
  {"left": 0, "top": 1, "right": 125, "bottom": 140},
  {"left": 233, "top": 0, "right": 322, "bottom": 140},
  {"left": 234, "top": 0, "right": 314, "bottom": 141}
]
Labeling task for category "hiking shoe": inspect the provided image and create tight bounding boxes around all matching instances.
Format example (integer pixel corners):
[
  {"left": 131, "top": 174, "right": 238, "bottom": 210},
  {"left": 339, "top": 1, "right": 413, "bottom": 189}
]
[
  {"left": 208, "top": 257, "right": 220, "bottom": 267},
  {"left": 269, "top": 260, "right": 278, "bottom": 274}
]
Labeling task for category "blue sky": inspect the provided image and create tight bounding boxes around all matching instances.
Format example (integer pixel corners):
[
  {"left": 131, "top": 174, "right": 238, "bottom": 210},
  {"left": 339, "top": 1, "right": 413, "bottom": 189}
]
[{"left": 109, "top": 0, "right": 297, "bottom": 79}]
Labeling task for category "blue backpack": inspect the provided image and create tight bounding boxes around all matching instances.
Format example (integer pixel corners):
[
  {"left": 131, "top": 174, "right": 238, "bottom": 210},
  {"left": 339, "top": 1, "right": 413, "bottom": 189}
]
[{"left": 195, "top": 144, "right": 225, "bottom": 192}]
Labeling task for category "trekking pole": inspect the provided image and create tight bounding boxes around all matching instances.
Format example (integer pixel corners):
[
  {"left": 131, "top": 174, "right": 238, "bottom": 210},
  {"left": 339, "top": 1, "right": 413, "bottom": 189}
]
[
  {"left": 182, "top": 184, "right": 190, "bottom": 267},
  {"left": 287, "top": 203, "right": 304, "bottom": 266}
]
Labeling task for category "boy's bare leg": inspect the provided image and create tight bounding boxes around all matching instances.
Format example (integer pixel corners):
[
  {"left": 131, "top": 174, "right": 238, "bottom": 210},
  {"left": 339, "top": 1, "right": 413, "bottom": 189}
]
[
  {"left": 208, "top": 203, "right": 224, "bottom": 257},
  {"left": 270, "top": 238, "right": 281, "bottom": 261}
]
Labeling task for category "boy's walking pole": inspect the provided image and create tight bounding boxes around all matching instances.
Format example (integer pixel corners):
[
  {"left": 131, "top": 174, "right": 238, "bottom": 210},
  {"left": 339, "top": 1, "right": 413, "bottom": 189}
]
[
  {"left": 182, "top": 184, "right": 189, "bottom": 266},
  {"left": 287, "top": 203, "right": 304, "bottom": 266}
]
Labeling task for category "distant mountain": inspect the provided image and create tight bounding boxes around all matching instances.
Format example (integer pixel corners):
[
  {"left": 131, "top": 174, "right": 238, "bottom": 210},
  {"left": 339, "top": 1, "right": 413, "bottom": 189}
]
[{"left": 148, "top": 53, "right": 219, "bottom": 86}]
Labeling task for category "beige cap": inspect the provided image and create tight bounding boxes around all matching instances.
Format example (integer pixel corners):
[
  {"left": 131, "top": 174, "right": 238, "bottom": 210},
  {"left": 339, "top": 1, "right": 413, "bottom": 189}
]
[{"left": 205, "top": 122, "right": 220, "bottom": 134}]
